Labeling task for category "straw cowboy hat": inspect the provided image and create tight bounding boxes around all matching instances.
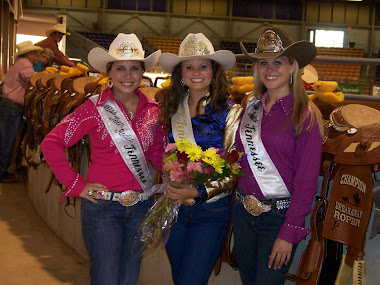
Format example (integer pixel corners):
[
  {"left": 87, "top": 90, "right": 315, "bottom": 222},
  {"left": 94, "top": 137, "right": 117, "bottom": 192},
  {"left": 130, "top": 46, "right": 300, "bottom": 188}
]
[
  {"left": 88, "top": 33, "right": 161, "bottom": 72},
  {"left": 240, "top": 27, "right": 317, "bottom": 69},
  {"left": 45, "top": 24, "right": 71, "bottom": 37},
  {"left": 13, "top": 41, "right": 42, "bottom": 57},
  {"left": 159, "top": 33, "right": 236, "bottom": 73},
  {"left": 301, "top": 64, "right": 318, "bottom": 83}
]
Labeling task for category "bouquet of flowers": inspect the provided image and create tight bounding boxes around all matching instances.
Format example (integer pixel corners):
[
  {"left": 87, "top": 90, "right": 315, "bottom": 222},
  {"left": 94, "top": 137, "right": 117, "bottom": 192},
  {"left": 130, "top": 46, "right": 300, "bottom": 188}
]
[{"left": 139, "top": 138, "right": 244, "bottom": 252}]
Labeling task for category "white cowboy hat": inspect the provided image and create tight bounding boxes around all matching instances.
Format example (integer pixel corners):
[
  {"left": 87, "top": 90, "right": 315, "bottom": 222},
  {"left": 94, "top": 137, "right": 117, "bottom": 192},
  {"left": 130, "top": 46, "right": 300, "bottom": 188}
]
[
  {"left": 301, "top": 64, "right": 318, "bottom": 83},
  {"left": 45, "top": 24, "right": 71, "bottom": 37},
  {"left": 88, "top": 33, "right": 161, "bottom": 72},
  {"left": 240, "top": 27, "right": 317, "bottom": 69},
  {"left": 159, "top": 33, "right": 236, "bottom": 73},
  {"left": 13, "top": 41, "right": 42, "bottom": 57}
]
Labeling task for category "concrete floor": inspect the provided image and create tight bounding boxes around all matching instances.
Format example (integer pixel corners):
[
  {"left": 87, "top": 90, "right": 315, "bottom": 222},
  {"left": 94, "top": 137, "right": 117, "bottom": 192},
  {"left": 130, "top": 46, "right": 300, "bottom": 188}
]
[
  {"left": 0, "top": 176, "right": 90, "bottom": 285},
  {"left": 1, "top": 173, "right": 379, "bottom": 285}
]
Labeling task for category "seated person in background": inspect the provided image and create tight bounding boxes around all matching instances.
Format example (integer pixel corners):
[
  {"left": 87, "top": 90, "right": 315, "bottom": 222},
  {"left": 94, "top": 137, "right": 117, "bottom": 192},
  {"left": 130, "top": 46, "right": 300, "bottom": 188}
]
[
  {"left": 35, "top": 23, "right": 75, "bottom": 67},
  {"left": 33, "top": 48, "right": 54, "bottom": 72},
  {"left": 0, "top": 41, "right": 41, "bottom": 183}
]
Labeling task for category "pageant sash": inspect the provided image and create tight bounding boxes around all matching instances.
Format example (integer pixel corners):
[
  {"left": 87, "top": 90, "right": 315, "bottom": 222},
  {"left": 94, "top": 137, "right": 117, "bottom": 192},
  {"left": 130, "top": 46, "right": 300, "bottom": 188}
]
[
  {"left": 240, "top": 98, "right": 290, "bottom": 198},
  {"left": 90, "top": 95, "right": 153, "bottom": 191},
  {"left": 171, "top": 96, "right": 196, "bottom": 144}
]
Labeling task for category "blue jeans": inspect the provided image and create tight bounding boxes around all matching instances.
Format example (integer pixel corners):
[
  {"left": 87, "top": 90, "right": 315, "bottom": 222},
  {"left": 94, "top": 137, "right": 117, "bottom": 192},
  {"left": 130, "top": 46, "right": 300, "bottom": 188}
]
[
  {"left": 165, "top": 195, "right": 231, "bottom": 285},
  {"left": 81, "top": 197, "right": 153, "bottom": 285},
  {"left": 233, "top": 199, "right": 298, "bottom": 285},
  {"left": 0, "top": 101, "right": 23, "bottom": 180}
]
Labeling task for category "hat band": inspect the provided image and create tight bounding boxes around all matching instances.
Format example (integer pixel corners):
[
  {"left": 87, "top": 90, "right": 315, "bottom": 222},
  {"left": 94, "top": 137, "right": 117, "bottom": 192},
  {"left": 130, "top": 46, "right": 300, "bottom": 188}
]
[{"left": 254, "top": 48, "right": 285, "bottom": 54}]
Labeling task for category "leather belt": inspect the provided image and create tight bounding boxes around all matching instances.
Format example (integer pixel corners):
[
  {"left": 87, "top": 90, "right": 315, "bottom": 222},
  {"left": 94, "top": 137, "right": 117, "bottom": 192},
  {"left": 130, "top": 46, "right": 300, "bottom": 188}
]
[
  {"left": 88, "top": 190, "right": 149, "bottom": 206},
  {"left": 235, "top": 189, "right": 291, "bottom": 216},
  {"left": 0, "top": 96, "right": 23, "bottom": 110}
]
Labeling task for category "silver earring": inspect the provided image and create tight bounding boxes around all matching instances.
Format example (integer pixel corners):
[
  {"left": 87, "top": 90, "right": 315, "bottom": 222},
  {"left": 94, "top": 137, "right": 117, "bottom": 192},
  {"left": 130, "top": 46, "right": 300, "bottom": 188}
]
[
  {"left": 181, "top": 78, "right": 185, "bottom": 86},
  {"left": 108, "top": 79, "right": 113, "bottom": 88},
  {"left": 290, "top": 73, "right": 293, "bottom": 84}
]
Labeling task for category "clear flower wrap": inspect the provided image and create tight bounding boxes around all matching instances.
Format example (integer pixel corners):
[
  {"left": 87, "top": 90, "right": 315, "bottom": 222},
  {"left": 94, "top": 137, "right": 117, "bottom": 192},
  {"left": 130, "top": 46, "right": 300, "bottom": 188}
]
[{"left": 138, "top": 138, "right": 244, "bottom": 253}]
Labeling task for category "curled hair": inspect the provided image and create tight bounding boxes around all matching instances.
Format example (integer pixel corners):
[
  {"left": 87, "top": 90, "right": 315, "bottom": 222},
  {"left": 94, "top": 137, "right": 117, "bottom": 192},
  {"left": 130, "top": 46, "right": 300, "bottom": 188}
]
[
  {"left": 253, "top": 57, "right": 323, "bottom": 137},
  {"left": 40, "top": 48, "right": 54, "bottom": 58},
  {"left": 159, "top": 60, "right": 230, "bottom": 126}
]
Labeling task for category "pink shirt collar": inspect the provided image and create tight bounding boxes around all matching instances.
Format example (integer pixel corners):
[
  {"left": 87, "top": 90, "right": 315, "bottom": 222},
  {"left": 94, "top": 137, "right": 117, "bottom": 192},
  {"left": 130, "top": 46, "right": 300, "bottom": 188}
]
[{"left": 94, "top": 87, "right": 156, "bottom": 108}]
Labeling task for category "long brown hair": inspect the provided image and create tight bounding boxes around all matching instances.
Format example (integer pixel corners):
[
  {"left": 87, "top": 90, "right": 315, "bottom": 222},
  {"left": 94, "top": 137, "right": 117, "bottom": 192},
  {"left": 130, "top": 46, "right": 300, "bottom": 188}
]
[
  {"left": 159, "top": 60, "right": 230, "bottom": 126},
  {"left": 253, "top": 57, "right": 323, "bottom": 137}
]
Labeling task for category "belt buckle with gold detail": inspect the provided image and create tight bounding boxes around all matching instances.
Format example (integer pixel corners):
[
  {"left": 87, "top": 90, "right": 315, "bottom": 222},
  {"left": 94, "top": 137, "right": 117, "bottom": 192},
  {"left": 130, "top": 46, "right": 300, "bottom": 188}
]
[
  {"left": 242, "top": 195, "right": 271, "bottom": 216},
  {"left": 117, "top": 190, "right": 140, "bottom": 206}
]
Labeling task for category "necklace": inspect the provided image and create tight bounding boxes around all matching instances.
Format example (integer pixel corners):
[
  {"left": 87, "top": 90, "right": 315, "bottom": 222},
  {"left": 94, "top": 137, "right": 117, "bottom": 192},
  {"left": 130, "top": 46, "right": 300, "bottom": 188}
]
[
  {"left": 128, "top": 110, "right": 134, "bottom": 120},
  {"left": 186, "top": 90, "right": 211, "bottom": 107}
]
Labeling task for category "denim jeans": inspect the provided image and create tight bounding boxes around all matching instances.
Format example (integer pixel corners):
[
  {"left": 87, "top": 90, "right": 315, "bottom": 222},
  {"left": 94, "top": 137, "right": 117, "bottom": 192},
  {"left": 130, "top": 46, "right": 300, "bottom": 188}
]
[
  {"left": 81, "top": 197, "right": 153, "bottom": 285},
  {"left": 233, "top": 198, "right": 298, "bottom": 285},
  {"left": 165, "top": 195, "right": 231, "bottom": 285},
  {"left": 0, "top": 101, "right": 23, "bottom": 180}
]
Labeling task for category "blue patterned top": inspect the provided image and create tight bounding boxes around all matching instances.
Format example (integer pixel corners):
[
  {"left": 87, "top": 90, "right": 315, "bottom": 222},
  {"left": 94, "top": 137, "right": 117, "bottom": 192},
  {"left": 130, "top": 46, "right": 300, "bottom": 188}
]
[{"left": 169, "top": 99, "right": 236, "bottom": 150}]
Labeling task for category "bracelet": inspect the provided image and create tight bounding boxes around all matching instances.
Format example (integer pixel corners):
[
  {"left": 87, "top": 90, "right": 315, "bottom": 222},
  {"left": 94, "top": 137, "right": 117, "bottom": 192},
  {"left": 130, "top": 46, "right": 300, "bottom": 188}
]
[{"left": 195, "top": 184, "right": 208, "bottom": 203}]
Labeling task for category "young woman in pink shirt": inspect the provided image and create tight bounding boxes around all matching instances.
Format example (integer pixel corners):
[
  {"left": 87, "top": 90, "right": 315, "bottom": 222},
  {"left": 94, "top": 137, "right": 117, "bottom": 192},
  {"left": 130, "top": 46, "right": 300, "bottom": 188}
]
[{"left": 41, "top": 33, "right": 163, "bottom": 285}]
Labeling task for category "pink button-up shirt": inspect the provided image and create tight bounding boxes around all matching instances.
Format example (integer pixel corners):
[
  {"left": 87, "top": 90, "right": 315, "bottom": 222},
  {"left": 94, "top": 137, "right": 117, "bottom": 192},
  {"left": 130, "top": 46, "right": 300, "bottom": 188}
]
[
  {"left": 236, "top": 93, "right": 322, "bottom": 244},
  {"left": 2, "top": 57, "right": 36, "bottom": 104},
  {"left": 41, "top": 87, "right": 165, "bottom": 200}
]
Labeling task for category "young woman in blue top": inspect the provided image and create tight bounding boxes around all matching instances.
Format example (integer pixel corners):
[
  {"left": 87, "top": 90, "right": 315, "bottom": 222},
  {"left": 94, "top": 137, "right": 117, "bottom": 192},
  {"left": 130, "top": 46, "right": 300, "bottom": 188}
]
[{"left": 158, "top": 33, "right": 241, "bottom": 285}]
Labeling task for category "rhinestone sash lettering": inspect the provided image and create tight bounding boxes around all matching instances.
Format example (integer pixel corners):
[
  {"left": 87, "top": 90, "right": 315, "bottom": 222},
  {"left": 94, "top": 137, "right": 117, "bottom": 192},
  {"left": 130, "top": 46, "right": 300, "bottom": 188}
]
[
  {"left": 240, "top": 98, "right": 290, "bottom": 198},
  {"left": 171, "top": 96, "right": 196, "bottom": 144},
  {"left": 90, "top": 95, "right": 153, "bottom": 191}
]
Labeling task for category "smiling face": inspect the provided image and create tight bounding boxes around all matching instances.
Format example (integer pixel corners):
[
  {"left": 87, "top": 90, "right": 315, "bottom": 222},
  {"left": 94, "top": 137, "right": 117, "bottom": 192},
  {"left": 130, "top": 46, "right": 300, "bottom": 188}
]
[
  {"left": 108, "top": 60, "right": 144, "bottom": 98},
  {"left": 257, "top": 56, "right": 296, "bottom": 96},
  {"left": 181, "top": 58, "right": 213, "bottom": 95}
]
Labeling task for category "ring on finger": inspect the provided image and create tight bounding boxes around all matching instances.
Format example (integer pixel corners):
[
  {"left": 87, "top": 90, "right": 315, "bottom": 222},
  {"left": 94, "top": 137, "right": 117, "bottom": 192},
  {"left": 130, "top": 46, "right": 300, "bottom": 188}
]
[{"left": 88, "top": 190, "right": 95, "bottom": 196}]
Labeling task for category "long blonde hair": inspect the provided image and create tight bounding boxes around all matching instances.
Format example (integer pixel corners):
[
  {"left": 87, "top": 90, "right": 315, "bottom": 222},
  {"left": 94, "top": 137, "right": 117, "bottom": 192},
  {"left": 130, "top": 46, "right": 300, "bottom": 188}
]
[{"left": 253, "top": 58, "right": 323, "bottom": 137}]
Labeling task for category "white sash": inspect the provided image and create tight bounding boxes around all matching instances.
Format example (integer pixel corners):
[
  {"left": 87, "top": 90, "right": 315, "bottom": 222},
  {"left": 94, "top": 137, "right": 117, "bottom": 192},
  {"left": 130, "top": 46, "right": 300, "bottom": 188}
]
[
  {"left": 90, "top": 95, "right": 153, "bottom": 191},
  {"left": 171, "top": 96, "right": 196, "bottom": 144},
  {"left": 240, "top": 97, "right": 290, "bottom": 198}
]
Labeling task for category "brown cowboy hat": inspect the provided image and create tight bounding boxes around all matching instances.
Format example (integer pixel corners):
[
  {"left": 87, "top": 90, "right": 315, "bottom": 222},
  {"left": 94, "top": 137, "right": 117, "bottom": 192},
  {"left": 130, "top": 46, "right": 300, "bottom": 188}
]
[{"left": 240, "top": 27, "right": 317, "bottom": 69}]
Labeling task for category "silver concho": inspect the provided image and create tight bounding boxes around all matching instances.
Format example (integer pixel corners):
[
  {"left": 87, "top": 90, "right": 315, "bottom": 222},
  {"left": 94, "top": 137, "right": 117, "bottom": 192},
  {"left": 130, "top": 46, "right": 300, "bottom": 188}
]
[
  {"left": 112, "top": 41, "right": 142, "bottom": 58},
  {"left": 180, "top": 35, "right": 210, "bottom": 57}
]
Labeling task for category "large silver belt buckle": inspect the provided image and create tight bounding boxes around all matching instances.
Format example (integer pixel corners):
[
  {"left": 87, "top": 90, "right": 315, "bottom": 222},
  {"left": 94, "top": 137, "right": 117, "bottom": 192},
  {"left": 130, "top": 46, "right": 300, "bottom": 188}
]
[
  {"left": 117, "top": 191, "right": 140, "bottom": 206},
  {"left": 242, "top": 195, "right": 271, "bottom": 216}
]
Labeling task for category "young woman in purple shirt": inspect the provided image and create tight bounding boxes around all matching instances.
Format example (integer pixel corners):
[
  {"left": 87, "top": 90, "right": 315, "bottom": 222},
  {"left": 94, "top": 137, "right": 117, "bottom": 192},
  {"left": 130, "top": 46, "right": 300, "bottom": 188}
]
[{"left": 233, "top": 27, "right": 324, "bottom": 284}]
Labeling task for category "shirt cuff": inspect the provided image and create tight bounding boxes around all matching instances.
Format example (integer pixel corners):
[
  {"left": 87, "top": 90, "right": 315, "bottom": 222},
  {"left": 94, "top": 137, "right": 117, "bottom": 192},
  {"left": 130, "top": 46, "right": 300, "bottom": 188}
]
[
  {"left": 195, "top": 184, "right": 208, "bottom": 204},
  {"left": 59, "top": 174, "right": 87, "bottom": 200},
  {"left": 277, "top": 223, "right": 311, "bottom": 244}
]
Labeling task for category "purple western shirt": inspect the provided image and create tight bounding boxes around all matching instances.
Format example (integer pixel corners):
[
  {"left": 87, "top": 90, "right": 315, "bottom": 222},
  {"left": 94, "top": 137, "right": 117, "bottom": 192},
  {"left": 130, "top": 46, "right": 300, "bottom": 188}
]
[{"left": 236, "top": 93, "right": 322, "bottom": 244}]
